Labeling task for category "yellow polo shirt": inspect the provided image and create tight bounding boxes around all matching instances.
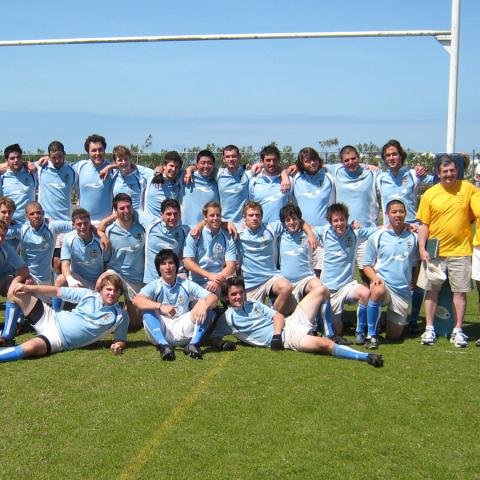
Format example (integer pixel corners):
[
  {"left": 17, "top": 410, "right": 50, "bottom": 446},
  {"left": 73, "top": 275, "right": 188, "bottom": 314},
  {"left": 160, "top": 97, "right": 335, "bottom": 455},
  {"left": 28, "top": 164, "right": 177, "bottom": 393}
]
[{"left": 416, "top": 180, "right": 476, "bottom": 256}]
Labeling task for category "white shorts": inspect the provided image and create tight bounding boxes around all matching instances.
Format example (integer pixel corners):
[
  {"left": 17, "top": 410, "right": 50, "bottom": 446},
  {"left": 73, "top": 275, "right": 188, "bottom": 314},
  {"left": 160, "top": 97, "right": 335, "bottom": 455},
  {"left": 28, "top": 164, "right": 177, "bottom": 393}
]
[
  {"left": 356, "top": 239, "right": 368, "bottom": 269},
  {"left": 329, "top": 280, "right": 360, "bottom": 316},
  {"left": 33, "top": 304, "right": 63, "bottom": 353},
  {"left": 246, "top": 275, "right": 283, "bottom": 303},
  {"left": 144, "top": 311, "right": 210, "bottom": 347},
  {"left": 472, "top": 247, "right": 480, "bottom": 281},
  {"left": 291, "top": 276, "right": 317, "bottom": 303},
  {"left": 55, "top": 232, "right": 65, "bottom": 250},
  {"left": 382, "top": 285, "right": 410, "bottom": 325},
  {"left": 283, "top": 305, "right": 314, "bottom": 351},
  {"left": 312, "top": 245, "right": 324, "bottom": 270}
]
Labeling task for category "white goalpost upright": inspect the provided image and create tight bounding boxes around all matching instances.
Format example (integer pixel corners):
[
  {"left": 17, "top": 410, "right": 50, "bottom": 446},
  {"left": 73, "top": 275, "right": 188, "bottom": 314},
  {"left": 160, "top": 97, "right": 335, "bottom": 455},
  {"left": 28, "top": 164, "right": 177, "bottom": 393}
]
[{"left": 0, "top": 0, "right": 461, "bottom": 152}]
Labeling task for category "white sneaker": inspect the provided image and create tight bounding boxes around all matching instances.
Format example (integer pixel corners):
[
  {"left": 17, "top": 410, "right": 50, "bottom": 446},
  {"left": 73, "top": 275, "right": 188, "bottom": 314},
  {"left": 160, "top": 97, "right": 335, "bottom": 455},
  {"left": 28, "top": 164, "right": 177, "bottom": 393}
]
[
  {"left": 450, "top": 330, "right": 468, "bottom": 348},
  {"left": 421, "top": 329, "right": 436, "bottom": 345}
]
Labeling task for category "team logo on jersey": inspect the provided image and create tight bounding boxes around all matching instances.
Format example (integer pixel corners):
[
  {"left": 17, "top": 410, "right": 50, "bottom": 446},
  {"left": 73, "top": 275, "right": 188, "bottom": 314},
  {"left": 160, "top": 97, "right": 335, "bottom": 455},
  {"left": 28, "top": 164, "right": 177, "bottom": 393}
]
[
  {"left": 92, "top": 249, "right": 98, "bottom": 258},
  {"left": 63, "top": 174, "right": 70, "bottom": 183},
  {"left": 402, "top": 177, "right": 408, "bottom": 185},
  {"left": 214, "top": 243, "right": 223, "bottom": 254},
  {"left": 406, "top": 240, "right": 413, "bottom": 248},
  {"left": 178, "top": 293, "right": 185, "bottom": 304},
  {"left": 42, "top": 233, "right": 49, "bottom": 241},
  {"left": 253, "top": 305, "right": 263, "bottom": 316},
  {"left": 135, "top": 233, "right": 143, "bottom": 240},
  {"left": 103, "top": 314, "right": 110, "bottom": 321}
]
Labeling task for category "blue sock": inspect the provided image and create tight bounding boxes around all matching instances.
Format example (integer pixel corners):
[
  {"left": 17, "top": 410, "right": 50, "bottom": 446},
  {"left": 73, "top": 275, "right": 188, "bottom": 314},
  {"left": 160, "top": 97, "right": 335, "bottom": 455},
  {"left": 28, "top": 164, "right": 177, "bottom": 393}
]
[
  {"left": 0, "top": 346, "right": 24, "bottom": 362},
  {"left": 332, "top": 344, "right": 368, "bottom": 361},
  {"left": 410, "top": 287, "right": 424, "bottom": 322},
  {"left": 319, "top": 300, "right": 334, "bottom": 337},
  {"left": 356, "top": 304, "right": 367, "bottom": 334},
  {"left": 190, "top": 311, "right": 214, "bottom": 345},
  {"left": 143, "top": 311, "right": 169, "bottom": 346},
  {"left": 367, "top": 300, "right": 382, "bottom": 338},
  {"left": 2, "top": 301, "right": 22, "bottom": 339},
  {"left": 51, "top": 297, "right": 63, "bottom": 313}
]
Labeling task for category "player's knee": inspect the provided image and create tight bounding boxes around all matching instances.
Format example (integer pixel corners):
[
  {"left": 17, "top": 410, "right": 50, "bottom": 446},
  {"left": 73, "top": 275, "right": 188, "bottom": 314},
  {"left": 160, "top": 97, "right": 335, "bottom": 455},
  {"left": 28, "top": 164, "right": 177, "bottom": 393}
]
[{"left": 276, "top": 279, "right": 292, "bottom": 296}]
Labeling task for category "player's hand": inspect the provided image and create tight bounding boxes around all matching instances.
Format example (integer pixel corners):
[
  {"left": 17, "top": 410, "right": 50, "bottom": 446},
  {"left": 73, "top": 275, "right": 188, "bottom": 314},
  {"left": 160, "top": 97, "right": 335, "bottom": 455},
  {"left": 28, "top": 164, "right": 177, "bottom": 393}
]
[
  {"left": 307, "top": 233, "right": 318, "bottom": 251},
  {"left": 420, "top": 250, "right": 430, "bottom": 262},
  {"left": 151, "top": 172, "right": 164, "bottom": 187},
  {"left": 12, "top": 283, "right": 28, "bottom": 295},
  {"left": 205, "top": 280, "right": 220, "bottom": 293},
  {"left": 111, "top": 342, "right": 123, "bottom": 355},
  {"left": 26, "top": 161, "right": 37, "bottom": 173},
  {"left": 415, "top": 165, "right": 427, "bottom": 177},
  {"left": 249, "top": 162, "right": 263, "bottom": 176},
  {"left": 98, "top": 232, "right": 111, "bottom": 251},
  {"left": 365, "top": 164, "right": 379, "bottom": 172},
  {"left": 226, "top": 222, "right": 237, "bottom": 240},
  {"left": 190, "top": 221, "right": 205, "bottom": 239},
  {"left": 99, "top": 166, "right": 111, "bottom": 180},
  {"left": 38, "top": 156, "right": 49, "bottom": 167},
  {"left": 160, "top": 304, "right": 176, "bottom": 317},
  {"left": 191, "top": 302, "right": 207, "bottom": 324},
  {"left": 280, "top": 175, "right": 291, "bottom": 193},
  {"left": 183, "top": 165, "right": 196, "bottom": 184},
  {"left": 287, "top": 164, "right": 298, "bottom": 176},
  {"left": 66, "top": 275, "right": 83, "bottom": 288},
  {"left": 405, "top": 223, "right": 418, "bottom": 233},
  {"left": 351, "top": 220, "right": 361, "bottom": 229}
]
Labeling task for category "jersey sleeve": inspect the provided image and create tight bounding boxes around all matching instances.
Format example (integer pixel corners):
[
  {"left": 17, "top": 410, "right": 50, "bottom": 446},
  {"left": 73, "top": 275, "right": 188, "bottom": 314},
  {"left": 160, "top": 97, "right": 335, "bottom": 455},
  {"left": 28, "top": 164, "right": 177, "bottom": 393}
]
[
  {"left": 50, "top": 220, "right": 74, "bottom": 235},
  {"left": 138, "top": 280, "right": 160, "bottom": 300},
  {"left": 362, "top": 235, "right": 377, "bottom": 268},
  {"left": 183, "top": 233, "right": 197, "bottom": 259},
  {"left": 225, "top": 234, "right": 238, "bottom": 262},
  {"left": 59, "top": 287, "right": 92, "bottom": 303},
  {"left": 186, "top": 279, "right": 210, "bottom": 300}
]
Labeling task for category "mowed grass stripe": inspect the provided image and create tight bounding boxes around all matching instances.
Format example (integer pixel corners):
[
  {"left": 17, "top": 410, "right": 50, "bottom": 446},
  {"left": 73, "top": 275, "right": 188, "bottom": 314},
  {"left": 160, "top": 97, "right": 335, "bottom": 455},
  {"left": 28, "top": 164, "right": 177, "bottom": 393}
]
[{"left": 118, "top": 352, "right": 233, "bottom": 480}]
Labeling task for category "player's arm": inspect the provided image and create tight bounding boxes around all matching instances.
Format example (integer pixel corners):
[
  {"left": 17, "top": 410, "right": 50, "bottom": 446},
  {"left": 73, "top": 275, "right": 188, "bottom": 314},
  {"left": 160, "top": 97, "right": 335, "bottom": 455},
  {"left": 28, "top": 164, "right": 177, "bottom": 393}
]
[
  {"left": 417, "top": 223, "right": 430, "bottom": 261},
  {"left": 301, "top": 221, "right": 318, "bottom": 250},
  {"left": 362, "top": 265, "right": 384, "bottom": 286},
  {"left": 190, "top": 293, "right": 218, "bottom": 324},
  {"left": 99, "top": 163, "right": 118, "bottom": 180},
  {"left": 132, "top": 294, "right": 176, "bottom": 317},
  {"left": 12, "top": 282, "right": 60, "bottom": 298},
  {"left": 280, "top": 168, "right": 291, "bottom": 193},
  {"left": 60, "top": 260, "right": 84, "bottom": 288},
  {"left": 11, "top": 265, "right": 30, "bottom": 290}
]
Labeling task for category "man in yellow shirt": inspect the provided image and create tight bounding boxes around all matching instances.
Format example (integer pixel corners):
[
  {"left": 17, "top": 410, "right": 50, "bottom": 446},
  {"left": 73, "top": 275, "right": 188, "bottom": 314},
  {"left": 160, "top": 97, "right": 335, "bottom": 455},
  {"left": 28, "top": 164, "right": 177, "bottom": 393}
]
[{"left": 416, "top": 156, "right": 476, "bottom": 348}]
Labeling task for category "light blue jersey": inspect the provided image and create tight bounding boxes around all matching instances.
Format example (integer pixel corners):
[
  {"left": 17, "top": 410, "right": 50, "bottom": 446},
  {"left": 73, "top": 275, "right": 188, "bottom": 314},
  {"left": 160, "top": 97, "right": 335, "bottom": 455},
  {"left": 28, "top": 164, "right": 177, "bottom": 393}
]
[
  {"left": 181, "top": 172, "right": 219, "bottom": 227},
  {"left": 237, "top": 221, "right": 283, "bottom": 290},
  {"left": 73, "top": 159, "right": 115, "bottom": 222},
  {"left": 318, "top": 224, "right": 376, "bottom": 291},
  {"left": 292, "top": 170, "right": 335, "bottom": 226},
  {"left": 37, "top": 161, "right": 76, "bottom": 221},
  {"left": 139, "top": 277, "right": 210, "bottom": 318},
  {"left": 143, "top": 220, "right": 189, "bottom": 283},
  {"left": 363, "top": 228, "right": 418, "bottom": 300},
  {"left": 376, "top": 167, "right": 433, "bottom": 224},
  {"left": 0, "top": 168, "right": 37, "bottom": 223},
  {"left": 215, "top": 167, "right": 252, "bottom": 223},
  {"left": 105, "top": 221, "right": 145, "bottom": 284},
  {"left": 249, "top": 173, "right": 291, "bottom": 223},
  {"left": 278, "top": 227, "right": 318, "bottom": 284},
  {"left": 112, "top": 165, "right": 153, "bottom": 211},
  {"left": 328, "top": 164, "right": 378, "bottom": 228},
  {"left": 143, "top": 176, "right": 183, "bottom": 219},
  {"left": 55, "top": 287, "right": 129, "bottom": 350},
  {"left": 61, "top": 230, "right": 105, "bottom": 284},
  {"left": 183, "top": 227, "right": 237, "bottom": 286},
  {"left": 0, "top": 242, "right": 25, "bottom": 276},
  {"left": 8, "top": 220, "right": 72, "bottom": 284},
  {"left": 212, "top": 300, "right": 276, "bottom": 347}
]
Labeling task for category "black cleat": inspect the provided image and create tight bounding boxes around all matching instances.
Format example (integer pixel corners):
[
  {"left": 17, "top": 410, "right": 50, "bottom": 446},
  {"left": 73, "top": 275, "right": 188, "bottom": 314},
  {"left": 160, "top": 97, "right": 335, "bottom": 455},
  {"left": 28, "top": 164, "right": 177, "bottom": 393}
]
[
  {"left": 157, "top": 344, "right": 176, "bottom": 361},
  {"left": 220, "top": 341, "right": 237, "bottom": 351},
  {"left": 407, "top": 320, "right": 421, "bottom": 336},
  {"left": 0, "top": 336, "right": 16, "bottom": 347},
  {"left": 365, "top": 336, "right": 378, "bottom": 350},
  {"left": 270, "top": 334, "right": 284, "bottom": 350},
  {"left": 183, "top": 343, "right": 203, "bottom": 359},
  {"left": 330, "top": 335, "right": 353, "bottom": 346},
  {"left": 367, "top": 353, "right": 384, "bottom": 368}
]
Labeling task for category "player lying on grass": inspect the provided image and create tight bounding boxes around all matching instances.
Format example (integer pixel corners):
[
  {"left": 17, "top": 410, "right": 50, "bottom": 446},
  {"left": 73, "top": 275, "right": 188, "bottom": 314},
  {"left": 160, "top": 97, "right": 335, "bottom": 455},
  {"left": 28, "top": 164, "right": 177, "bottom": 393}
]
[
  {"left": 0, "top": 273, "right": 129, "bottom": 362},
  {"left": 210, "top": 277, "right": 384, "bottom": 367},
  {"left": 132, "top": 249, "right": 219, "bottom": 361}
]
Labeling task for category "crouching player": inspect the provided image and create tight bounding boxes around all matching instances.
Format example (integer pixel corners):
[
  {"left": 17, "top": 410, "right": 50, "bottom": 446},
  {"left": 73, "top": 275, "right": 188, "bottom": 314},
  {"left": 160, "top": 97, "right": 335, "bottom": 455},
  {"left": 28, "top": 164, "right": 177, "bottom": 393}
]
[
  {"left": 362, "top": 199, "right": 419, "bottom": 347},
  {"left": 132, "top": 249, "right": 218, "bottom": 361},
  {"left": 0, "top": 273, "right": 129, "bottom": 362},
  {"left": 210, "top": 277, "right": 383, "bottom": 367}
]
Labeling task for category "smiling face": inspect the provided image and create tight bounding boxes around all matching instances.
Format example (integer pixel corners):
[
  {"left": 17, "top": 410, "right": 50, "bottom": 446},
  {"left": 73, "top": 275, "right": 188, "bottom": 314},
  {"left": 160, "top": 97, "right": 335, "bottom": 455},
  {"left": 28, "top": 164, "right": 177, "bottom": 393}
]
[
  {"left": 159, "top": 257, "right": 178, "bottom": 284},
  {"left": 383, "top": 146, "right": 402, "bottom": 172},
  {"left": 49, "top": 150, "right": 65, "bottom": 169},
  {"left": 197, "top": 155, "right": 215, "bottom": 177},
  {"left": 330, "top": 212, "right": 348, "bottom": 236},
  {"left": 262, "top": 153, "right": 281, "bottom": 175},
  {"left": 162, "top": 206, "right": 180, "bottom": 229},
  {"left": 438, "top": 162, "right": 458, "bottom": 186},
  {"left": 340, "top": 149, "right": 360, "bottom": 173},
  {"left": 227, "top": 284, "right": 245, "bottom": 309},
  {"left": 204, "top": 206, "right": 222, "bottom": 233},
  {"left": 88, "top": 142, "right": 106, "bottom": 167},
  {"left": 7, "top": 151, "right": 23, "bottom": 173},
  {"left": 115, "top": 200, "right": 133, "bottom": 224},
  {"left": 25, "top": 204, "right": 44, "bottom": 229},
  {"left": 283, "top": 214, "right": 301, "bottom": 234},
  {"left": 114, "top": 155, "right": 133, "bottom": 174},
  {"left": 223, "top": 148, "right": 240, "bottom": 172},
  {"left": 100, "top": 282, "right": 122, "bottom": 306},
  {"left": 163, "top": 160, "right": 180, "bottom": 182},
  {"left": 73, "top": 215, "right": 92, "bottom": 240},
  {"left": 0, "top": 204, "right": 14, "bottom": 226}
]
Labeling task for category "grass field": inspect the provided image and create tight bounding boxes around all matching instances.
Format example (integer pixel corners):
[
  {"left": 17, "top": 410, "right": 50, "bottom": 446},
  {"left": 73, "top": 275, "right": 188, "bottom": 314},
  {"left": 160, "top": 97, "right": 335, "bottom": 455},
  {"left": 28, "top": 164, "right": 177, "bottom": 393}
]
[{"left": 1, "top": 296, "right": 480, "bottom": 480}]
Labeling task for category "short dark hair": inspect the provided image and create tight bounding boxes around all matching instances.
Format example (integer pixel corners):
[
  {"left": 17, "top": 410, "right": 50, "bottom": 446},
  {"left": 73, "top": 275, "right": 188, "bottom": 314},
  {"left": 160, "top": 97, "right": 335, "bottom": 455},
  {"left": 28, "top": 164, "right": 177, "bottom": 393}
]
[
  {"left": 113, "top": 193, "right": 132, "bottom": 210},
  {"left": 202, "top": 201, "right": 221, "bottom": 217},
  {"left": 154, "top": 249, "right": 180, "bottom": 275},
  {"left": 160, "top": 199, "right": 181, "bottom": 213},
  {"left": 280, "top": 204, "right": 303, "bottom": 223},
  {"left": 25, "top": 201, "right": 43, "bottom": 214},
  {"left": 196, "top": 149, "right": 215, "bottom": 164},
  {"left": 437, "top": 154, "right": 457, "bottom": 174},
  {"left": 163, "top": 151, "right": 183, "bottom": 167},
  {"left": 242, "top": 200, "right": 263, "bottom": 217},
  {"left": 296, "top": 147, "right": 322, "bottom": 173},
  {"left": 48, "top": 141, "right": 65, "bottom": 154},
  {"left": 223, "top": 145, "right": 240, "bottom": 156},
  {"left": 222, "top": 276, "right": 246, "bottom": 300},
  {"left": 326, "top": 203, "right": 349, "bottom": 223},
  {"left": 381, "top": 139, "right": 407, "bottom": 164},
  {"left": 260, "top": 144, "right": 280, "bottom": 161},
  {"left": 4, "top": 144, "right": 22, "bottom": 160},
  {"left": 112, "top": 145, "right": 131, "bottom": 160},
  {"left": 84, "top": 134, "right": 106, "bottom": 153},
  {"left": 71, "top": 207, "right": 91, "bottom": 222},
  {"left": 339, "top": 145, "right": 359, "bottom": 161},
  {"left": 385, "top": 199, "right": 406, "bottom": 213}
]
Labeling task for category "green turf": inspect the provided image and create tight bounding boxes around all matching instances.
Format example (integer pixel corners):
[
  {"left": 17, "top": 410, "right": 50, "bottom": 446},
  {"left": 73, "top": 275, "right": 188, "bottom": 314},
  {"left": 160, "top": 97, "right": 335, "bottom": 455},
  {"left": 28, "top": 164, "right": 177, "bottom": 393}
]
[{"left": 1, "top": 296, "right": 480, "bottom": 480}]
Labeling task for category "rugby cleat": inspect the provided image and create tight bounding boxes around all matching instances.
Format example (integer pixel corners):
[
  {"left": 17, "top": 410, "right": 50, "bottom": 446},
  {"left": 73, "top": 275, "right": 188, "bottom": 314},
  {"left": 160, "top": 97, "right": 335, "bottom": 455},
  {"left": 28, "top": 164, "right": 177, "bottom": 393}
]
[
  {"left": 157, "top": 344, "right": 176, "bottom": 361},
  {"left": 367, "top": 353, "right": 384, "bottom": 368},
  {"left": 220, "top": 341, "right": 236, "bottom": 351},
  {"left": 270, "top": 334, "right": 284, "bottom": 350},
  {"left": 183, "top": 343, "right": 203, "bottom": 359},
  {"left": 330, "top": 335, "right": 353, "bottom": 346},
  {"left": 365, "top": 336, "right": 378, "bottom": 350},
  {"left": 354, "top": 333, "right": 366, "bottom": 345}
]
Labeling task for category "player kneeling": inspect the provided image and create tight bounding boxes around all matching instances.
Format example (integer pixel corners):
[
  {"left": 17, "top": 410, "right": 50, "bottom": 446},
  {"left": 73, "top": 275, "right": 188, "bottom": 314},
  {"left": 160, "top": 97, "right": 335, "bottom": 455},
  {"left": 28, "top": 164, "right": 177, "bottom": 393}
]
[
  {"left": 0, "top": 273, "right": 128, "bottom": 362},
  {"left": 210, "top": 277, "right": 383, "bottom": 367}
]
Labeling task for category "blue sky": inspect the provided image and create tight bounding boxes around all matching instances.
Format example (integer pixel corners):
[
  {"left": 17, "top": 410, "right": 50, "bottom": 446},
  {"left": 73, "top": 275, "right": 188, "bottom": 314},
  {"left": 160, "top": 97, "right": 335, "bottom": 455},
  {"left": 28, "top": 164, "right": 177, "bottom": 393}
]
[{"left": 0, "top": 0, "right": 478, "bottom": 155}]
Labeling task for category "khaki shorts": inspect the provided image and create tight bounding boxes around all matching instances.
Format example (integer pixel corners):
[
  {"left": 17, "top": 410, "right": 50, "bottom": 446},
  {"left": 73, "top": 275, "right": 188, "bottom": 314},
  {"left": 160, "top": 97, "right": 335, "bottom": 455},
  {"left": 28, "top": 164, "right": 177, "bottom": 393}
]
[
  {"left": 312, "top": 245, "right": 324, "bottom": 270},
  {"left": 416, "top": 256, "right": 472, "bottom": 293},
  {"left": 330, "top": 280, "right": 361, "bottom": 315},
  {"left": 246, "top": 275, "right": 283, "bottom": 303},
  {"left": 105, "top": 269, "right": 144, "bottom": 300},
  {"left": 283, "top": 305, "right": 314, "bottom": 351},
  {"left": 291, "top": 276, "right": 317, "bottom": 303}
]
